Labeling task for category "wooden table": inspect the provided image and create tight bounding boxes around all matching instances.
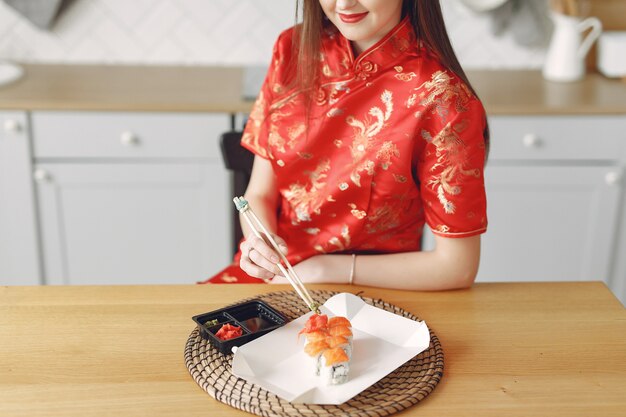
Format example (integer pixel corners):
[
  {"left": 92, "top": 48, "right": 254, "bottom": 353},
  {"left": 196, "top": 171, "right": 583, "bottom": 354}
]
[{"left": 1, "top": 282, "right": 625, "bottom": 417}]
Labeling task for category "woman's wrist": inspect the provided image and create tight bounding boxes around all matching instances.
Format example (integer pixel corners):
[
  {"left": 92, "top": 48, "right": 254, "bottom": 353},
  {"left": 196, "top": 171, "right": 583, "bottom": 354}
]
[{"left": 315, "top": 254, "right": 354, "bottom": 284}]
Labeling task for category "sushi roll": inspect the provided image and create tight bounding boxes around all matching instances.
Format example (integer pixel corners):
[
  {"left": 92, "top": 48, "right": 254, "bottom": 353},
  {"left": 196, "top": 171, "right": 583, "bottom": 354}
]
[
  {"left": 299, "top": 314, "right": 328, "bottom": 337},
  {"left": 328, "top": 316, "right": 352, "bottom": 329},
  {"left": 325, "top": 335, "right": 352, "bottom": 358},
  {"left": 304, "top": 329, "right": 328, "bottom": 346},
  {"left": 320, "top": 347, "right": 350, "bottom": 385},
  {"left": 299, "top": 314, "right": 353, "bottom": 385},
  {"left": 329, "top": 325, "right": 353, "bottom": 348},
  {"left": 304, "top": 339, "right": 330, "bottom": 376}
]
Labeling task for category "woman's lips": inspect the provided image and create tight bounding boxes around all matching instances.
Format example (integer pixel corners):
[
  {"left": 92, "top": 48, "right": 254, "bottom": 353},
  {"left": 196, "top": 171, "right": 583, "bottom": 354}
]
[{"left": 338, "top": 11, "right": 369, "bottom": 23}]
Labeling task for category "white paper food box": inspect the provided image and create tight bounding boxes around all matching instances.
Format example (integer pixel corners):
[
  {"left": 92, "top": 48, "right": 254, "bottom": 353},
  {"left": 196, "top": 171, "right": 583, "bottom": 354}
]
[{"left": 231, "top": 292, "right": 431, "bottom": 404}]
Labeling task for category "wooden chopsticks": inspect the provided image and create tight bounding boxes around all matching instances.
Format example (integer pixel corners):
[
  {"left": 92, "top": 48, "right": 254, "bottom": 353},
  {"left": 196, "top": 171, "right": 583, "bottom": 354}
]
[{"left": 233, "top": 196, "right": 321, "bottom": 314}]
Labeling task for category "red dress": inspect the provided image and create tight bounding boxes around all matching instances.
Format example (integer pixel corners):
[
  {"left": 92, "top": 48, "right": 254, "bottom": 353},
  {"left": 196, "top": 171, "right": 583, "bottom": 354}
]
[{"left": 203, "top": 17, "right": 487, "bottom": 284}]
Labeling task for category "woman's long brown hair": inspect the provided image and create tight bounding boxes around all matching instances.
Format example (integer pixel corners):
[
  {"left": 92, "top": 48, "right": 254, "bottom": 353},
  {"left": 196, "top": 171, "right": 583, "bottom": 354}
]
[{"left": 293, "top": 0, "right": 490, "bottom": 149}]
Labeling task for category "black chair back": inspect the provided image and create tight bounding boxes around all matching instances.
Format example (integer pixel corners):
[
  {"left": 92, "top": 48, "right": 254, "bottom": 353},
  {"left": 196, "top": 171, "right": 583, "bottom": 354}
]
[{"left": 219, "top": 131, "right": 254, "bottom": 256}]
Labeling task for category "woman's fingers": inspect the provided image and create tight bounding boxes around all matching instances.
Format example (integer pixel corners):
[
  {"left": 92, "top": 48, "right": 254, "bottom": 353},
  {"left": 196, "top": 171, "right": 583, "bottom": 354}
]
[
  {"left": 272, "top": 234, "right": 289, "bottom": 255},
  {"left": 239, "top": 236, "right": 283, "bottom": 279},
  {"left": 250, "top": 236, "right": 281, "bottom": 264},
  {"left": 240, "top": 254, "right": 275, "bottom": 280},
  {"left": 249, "top": 247, "right": 282, "bottom": 276}
]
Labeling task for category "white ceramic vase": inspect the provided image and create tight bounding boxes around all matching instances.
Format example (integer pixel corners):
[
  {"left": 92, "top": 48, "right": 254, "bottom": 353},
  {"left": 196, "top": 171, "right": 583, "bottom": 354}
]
[{"left": 543, "top": 12, "right": 602, "bottom": 82}]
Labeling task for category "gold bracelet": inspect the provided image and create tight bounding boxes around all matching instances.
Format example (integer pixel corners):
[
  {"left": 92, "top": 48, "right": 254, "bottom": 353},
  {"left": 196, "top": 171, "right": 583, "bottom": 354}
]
[{"left": 349, "top": 254, "right": 356, "bottom": 285}]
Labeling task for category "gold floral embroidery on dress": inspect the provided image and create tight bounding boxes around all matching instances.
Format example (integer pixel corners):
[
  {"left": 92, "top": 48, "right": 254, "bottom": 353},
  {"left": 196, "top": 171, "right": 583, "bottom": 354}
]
[
  {"left": 316, "top": 87, "right": 328, "bottom": 105},
  {"left": 287, "top": 123, "right": 306, "bottom": 148},
  {"left": 314, "top": 225, "right": 351, "bottom": 253},
  {"left": 414, "top": 70, "right": 481, "bottom": 214},
  {"left": 394, "top": 65, "right": 417, "bottom": 82},
  {"left": 267, "top": 113, "right": 304, "bottom": 157},
  {"left": 242, "top": 90, "right": 269, "bottom": 158},
  {"left": 435, "top": 225, "right": 450, "bottom": 234},
  {"left": 355, "top": 60, "right": 378, "bottom": 80},
  {"left": 330, "top": 224, "right": 351, "bottom": 250},
  {"left": 376, "top": 141, "right": 400, "bottom": 170},
  {"left": 219, "top": 273, "right": 238, "bottom": 283},
  {"left": 364, "top": 201, "right": 401, "bottom": 234},
  {"left": 424, "top": 119, "right": 480, "bottom": 214},
  {"left": 348, "top": 203, "right": 367, "bottom": 219},
  {"left": 416, "top": 70, "right": 472, "bottom": 121},
  {"left": 327, "top": 108, "right": 344, "bottom": 118},
  {"left": 266, "top": 110, "right": 293, "bottom": 157},
  {"left": 322, "top": 64, "right": 333, "bottom": 77},
  {"left": 320, "top": 48, "right": 351, "bottom": 79},
  {"left": 390, "top": 34, "right": 413, "bottom": 56},
  {"left": 283, "top": 159, "right": 331, "bottom": 223},
  {"left": 267, "top": 130, "right": 286, "bottom": 156},
  {"left": 269, "top": 54, "right": 286, "bottom": 96},
  {"left": 393, "top": 174, "right": 407, "bottom": 183},
  {"left": 406, "top": 93, "right": 417, "bottom": 108},
  {"left": 346, "top": 90, "right": 395, "bottom": 186},
  {"left": 271, "top": 82, "right": 286, "bottom": 96}
]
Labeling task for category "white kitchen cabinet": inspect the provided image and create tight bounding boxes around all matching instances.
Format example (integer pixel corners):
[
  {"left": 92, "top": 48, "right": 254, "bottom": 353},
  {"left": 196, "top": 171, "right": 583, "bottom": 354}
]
[
  {"left": 423, "top": 116, "right": 626, "bottom": 305},
  {"left": 30, "top": 111, "right": 232, "bottom": 285},
  {"left": 485, "top": 116, "right": 625, "bottom": 294},
  {"left": 480, "top": 164, "right": 621, "bottom": 282},
  {"left": 0, "top": 112, "right": 42, "bottom": 285},
  {"left": 34, "top": 163, "right": 230, "bottom": 285}
]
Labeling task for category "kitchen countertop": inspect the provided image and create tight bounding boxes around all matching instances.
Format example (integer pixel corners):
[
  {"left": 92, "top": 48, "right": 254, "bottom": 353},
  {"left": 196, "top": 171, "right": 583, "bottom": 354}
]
[
  {"left": 0, "top": 64, "right": 625, "bottom": 114},
  {"left": 1, "top": 282, "right": 625, "bottom": 417}
]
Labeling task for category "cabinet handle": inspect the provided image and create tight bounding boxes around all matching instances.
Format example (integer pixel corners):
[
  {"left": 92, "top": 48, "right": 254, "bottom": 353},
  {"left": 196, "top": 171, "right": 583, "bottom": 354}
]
[
  {"left": 120, "top": 131, "right": 140, "bottom": 147},
  {"left": 605, "top": 171, "right": 622, "bottom": 186},
  {"left": 3, "top": 119, "right": 21, "bottom": 133},
  {"left": 33, "top": 169, "right": 52, "bottom": 183},
  {"left": 522, "top": 133, "right": 541, "bottom": 148}
]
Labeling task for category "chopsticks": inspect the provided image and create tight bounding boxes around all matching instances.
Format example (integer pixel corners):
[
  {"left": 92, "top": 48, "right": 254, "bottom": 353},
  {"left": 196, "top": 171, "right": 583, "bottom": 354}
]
[{"left": 233, "top": 196, "right": 321, "bottom": 314}]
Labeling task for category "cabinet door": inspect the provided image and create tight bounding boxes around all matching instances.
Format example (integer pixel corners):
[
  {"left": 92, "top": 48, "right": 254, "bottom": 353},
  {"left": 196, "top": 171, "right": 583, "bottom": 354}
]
[
  {"left": 478, "top": 165, "right": 622, "bottom": 283},
  {"left": 0, "top": 112, "right": 41, "bottom": 285},
  {"left": 34, "top": 163, "right": 231, "bottom": 285}
]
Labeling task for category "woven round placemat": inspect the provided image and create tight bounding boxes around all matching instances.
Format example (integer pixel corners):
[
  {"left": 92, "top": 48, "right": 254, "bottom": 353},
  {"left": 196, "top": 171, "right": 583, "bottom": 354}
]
[{"left": 184, "top": 290, "right": 444, "bottom": 417}]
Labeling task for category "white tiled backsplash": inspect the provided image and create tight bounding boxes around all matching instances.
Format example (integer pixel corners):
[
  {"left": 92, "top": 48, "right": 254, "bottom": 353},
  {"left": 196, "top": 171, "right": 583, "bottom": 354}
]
[{"left": 0, "top": 0, "right": 545, "bottom": 68}]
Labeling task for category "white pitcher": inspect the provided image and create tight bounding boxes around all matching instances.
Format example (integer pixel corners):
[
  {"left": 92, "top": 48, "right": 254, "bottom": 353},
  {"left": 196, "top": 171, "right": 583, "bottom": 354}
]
[{"left": 543, "top": 12, "right": 602, "bottom": 82}]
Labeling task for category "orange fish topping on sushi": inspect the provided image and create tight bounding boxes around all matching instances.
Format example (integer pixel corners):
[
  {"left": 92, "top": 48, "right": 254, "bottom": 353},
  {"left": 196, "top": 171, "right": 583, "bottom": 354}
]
[
  {"left": 325, "top": 336, "right": 349, "bottom": 348},
  {"left": 322, "top": 347, "right": 349, "bottom": 366},
  {"left": 329, "top": 326, "right": 352, "bottom": 338},
  {"left": 328, "top": 317, "right": 352, "bottom": 328},
  {"left": 304, "top": 340, "right": 330, "bottom": 357},
  {"left": 298, "top": 314, "right": 328, "bottom": 336},
  {"left": 305, "top": 330, "right": 329, "bottom": 342}
]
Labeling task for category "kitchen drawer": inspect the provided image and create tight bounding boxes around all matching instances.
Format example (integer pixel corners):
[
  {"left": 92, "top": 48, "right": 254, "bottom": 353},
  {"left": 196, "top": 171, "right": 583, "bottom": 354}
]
[
  {"left": 31, "top": 111, "right": 230, "bottom": 159},
  {"left": 487, "top": 116, "right": 626, "bottom": 161}
]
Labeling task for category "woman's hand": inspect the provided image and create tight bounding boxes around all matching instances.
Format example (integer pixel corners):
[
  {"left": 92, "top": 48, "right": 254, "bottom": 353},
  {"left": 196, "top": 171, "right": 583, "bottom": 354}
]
[{"left": 239, "top": 234, "right": 288, "bottom": 281}]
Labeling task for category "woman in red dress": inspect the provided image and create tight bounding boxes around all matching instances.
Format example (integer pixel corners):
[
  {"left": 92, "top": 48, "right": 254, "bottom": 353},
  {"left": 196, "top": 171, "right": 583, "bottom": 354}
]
[{"left": 203, "top": 0, "right": 489, "bottom": 289}]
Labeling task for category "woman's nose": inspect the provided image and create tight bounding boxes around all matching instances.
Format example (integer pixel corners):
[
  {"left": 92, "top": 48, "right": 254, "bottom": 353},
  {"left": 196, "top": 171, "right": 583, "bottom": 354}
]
[{"left": 336, "top": 0, "right": 359, "bottom": 11}]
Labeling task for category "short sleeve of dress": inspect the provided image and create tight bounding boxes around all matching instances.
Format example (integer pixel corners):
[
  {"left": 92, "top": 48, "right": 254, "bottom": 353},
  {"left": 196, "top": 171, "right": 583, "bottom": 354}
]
[
  {"left": 416, "top": 82, "right": 488, "bottom": 238},
  {"left": 240, "top": 31, "right": 289, "bottom": 159}
]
